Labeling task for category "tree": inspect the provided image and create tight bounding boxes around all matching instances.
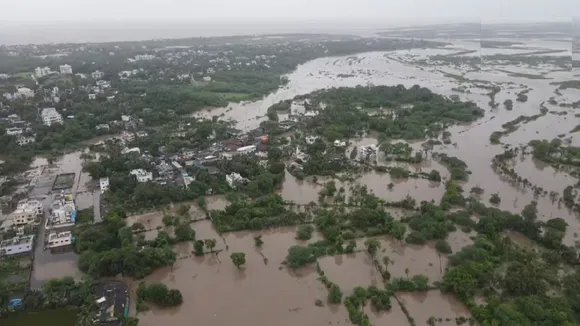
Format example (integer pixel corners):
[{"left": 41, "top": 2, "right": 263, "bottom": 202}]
[
  {"left": 328, "top": 285, "right": 343, "bottom": 304},
  {"left": 490, "top": 193, "right": 501, "bottom": 205},
  {"left": 174, "top": 223, "right": 195, "bottom": 242},
  {"left": 286, "top": 245, "right": 317, "bottom": 268},
  {"left": 193, "top": 240, "right": 205, "bottom": 256},
  {"left": 435, "top": 240, "right": 452, "bottom": 254},
  {"left": 176, "top": 204, "right": 190, "bottom": 217},
  {"left": 345, "top": 240, "right": 356, "bottom": 253},
  {"left": 296, "top": 224, "right": 314, "bottom": 240},
  {"left": 364, "top": 239, "right": 381, "bottom": 256},
  {"left": 204, "top": 239, "right": 217, "bottom": 253},
  {"left": 230, "top": 252, "right": 246, "bottom": 269},
  {"left": 428, "top": 169, "right": 441, "bottom": 182}
]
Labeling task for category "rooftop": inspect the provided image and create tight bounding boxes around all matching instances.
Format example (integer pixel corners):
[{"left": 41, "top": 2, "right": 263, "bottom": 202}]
[{"left": 0, "top": 235, "right": 34, "bottom": 247}]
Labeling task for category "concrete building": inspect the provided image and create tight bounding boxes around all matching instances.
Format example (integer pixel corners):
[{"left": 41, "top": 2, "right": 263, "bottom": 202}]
[
  {"left": 17, "top": 87, "right": 34, "bottom": 99},
  {"left": 236, "top": 145, "right": 256, "bottom": 154},
  {"left": 47, "top": 231, "right": 72, "bottom": 249},
  {"left": 0, "top": 235, "right": 35, "bottom": 256},
  {"left": 47, "top": 194, "right": 76, "bottom": 229},
  {"left": 41, "top": 107, "right": 63, "bottom": 126},
  {"left": 182, "top": 173, "right": 195, "bottom": 189},
  {"left": 88, "top": 93, "right": 97, "bottom": 100},
  {"left": 99, "top": 177, "right": 110, "bottom": 194},
  {"left": 6, "top": 127, "right": 23, "bottom": 136},
  {"left": 16, "top": 136, "right": 35, "bottom": 146},
  {"left": 9, "top": 200, "right": 43, "bottom": 226},
  {"left": 226, "top": 172, "right": 245, "bottom": 189},
  {"left": 333, "top": 140, "right": 347, "bottom": 147},
  {"left": 34, "top": 66, "right": 51, "bottom": 78},
  {"left": 130, "top": 169, "right": 153, "bottom": 183},
  {"left": 59, "top": 64, "right": 73, "bottom": 74},
  {"left": 305, "top": 136, "right": 318, "bottom": 145},
  {"left": 91, "top": 70, "right": 104, "bottom": 80}
]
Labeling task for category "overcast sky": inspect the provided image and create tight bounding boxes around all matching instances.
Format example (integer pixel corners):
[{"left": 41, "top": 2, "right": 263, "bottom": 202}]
[{"left": 1, "top": 0, "right": 575, "bottom": 24}]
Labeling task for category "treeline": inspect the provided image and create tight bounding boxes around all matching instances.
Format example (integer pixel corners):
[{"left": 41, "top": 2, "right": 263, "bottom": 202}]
[
  {"left": 75, "top": 211, "right": 176, "bottom": 279},
  {"left": 295, "top": 85, "right": 484, "bottom": 141}
]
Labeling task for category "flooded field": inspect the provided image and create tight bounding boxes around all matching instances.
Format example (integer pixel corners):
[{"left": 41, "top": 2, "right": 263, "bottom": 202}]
[
  {"left": 131, "top": 223, "right": 350, "bottom": 326},
  {"left": 195, "top": 37, "right": 580, "bottom": 250},
  {"left": 397, "top": 290, "right": 472, "bottom": 325}
]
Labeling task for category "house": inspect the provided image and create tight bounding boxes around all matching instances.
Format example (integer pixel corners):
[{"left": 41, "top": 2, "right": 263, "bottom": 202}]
[
  {"left": 95, "top": 124, "right": 109, "bottom": 130},
  {"left": 305, "top": 136, "right": 318, "bottom": 145},
  {"left": 121, "top": 115, "right": 131, "bottom": 122},
  {"left": 119, "top": 131, "right": 135, "bottom": 143},
  {"left": 47, "top": 194, "right": 76, "bottom": 229},
  {"left": 17, "top": 87, "right": 34, "bottom": 99},
  {"left": 226, "top": 173, "right": 246, "bottom": 189},
  {"left": 334, "top": 140, "right": 347, "bottom": 147},
  {"left": 41, "top": 107, "right": 63, "bottom": 126},
  {"left": 121, "top": 147, "right": 140, "bottom": 155},
  {"left": 59, "top": 64, "right": 73, "bottom": 74},
  {"left": 91, "top": 71, "right": 104, "bottom": 80},
  {"left": 16, "top": 136, "right": 35, "bottom": 146},
  {"left": 6, "top": 127, "right": 22, "bottom": 136},
  {"left": 136, "top": 131, "right": 148, "bottom": 138},
  {"left": 182, "top": 173, "right": 195, "bottom": 189},
  {"left": 47, "top": 231, "right": 72, "bottom": 249},
  {"left": 99, "top": 177, "right": 110, "bottom": 194},
  {"left": 88, "top": 94, "right": 97, "bottom": 100},
  {"left": 35, "top": 66, "right": 51, "bottom": 78},
  {"left": 0, "top": 235, "right": 35, "bottom": 256},
  {"left": 236, "top": 145, "right": 256, "bottom": 154},
  {"left": 130, "top": 169, "right": 153, "bottom": 183},
  {"left": 9, "top": 200, "right": 43, "bottom": 226}
]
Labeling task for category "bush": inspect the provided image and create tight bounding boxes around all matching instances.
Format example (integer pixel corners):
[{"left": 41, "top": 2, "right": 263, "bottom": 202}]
[
  {"left": 137, "top": 282, "right": 183, "bottom": 308},
  {"left": 296, "top": 224, "right": 314, "bottom": 240},
  {"left": 405, "top": 231, "right": 427, "bottom": 245},
  {"left": 435, "top": 240, "right": 452, "bottom": 254},
  {"left": 328, "top": 285, "right": 343, "bottom": 304}
]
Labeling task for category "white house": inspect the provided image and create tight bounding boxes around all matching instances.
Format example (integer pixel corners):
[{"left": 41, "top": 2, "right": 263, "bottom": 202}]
[
  {"left": 226, "top": 172, "right": 246, "bottom": 189},
  {"left": 17, "top": 87, "right": 35, "bottom": 98},
  {"left": 99, "top": 177, "right": 110, "bottom": 194},
  {"left": 47, "top": 231, "right": 72, "bottom": 249},
  {"left": 88, "top": 93, "right": 97, "bottom": 100},
  {"left": 130, "top": 169, "right": 153, "bottom": 183},
  {"left": 333, "top": 140, "right": 347, "bottom": 147},
  {"left": 41, "top": 107, "right": 63, "bottom": 126},
  {"left": 305, "top": 136, "right": 318, "bottom": 145},
  {"left": 91, "top": 71, "right": 104, "bottom": 80},
  {"left": 203, "top": 76, "right": 212, "bottom": 82},
  {"left": 59, "top": 64, "right": 73, "bottom": 74},
  {"left": 121, "top": 115, "right": 131, "bottom": 122},
  {"left": 16, "top": 136, "right": 35, "bottom": 146},
  {"left": 35, "top": 66, "right": 51, "bottom": 78},
  {"left": 236, "top": 145, "right": 256, "bottom": 154},
  {"left": 0, "top": 235, "right": 35, "bottom": 256},
  {"left": 6, "top": 127, "right": 23, "bottom": 136}
]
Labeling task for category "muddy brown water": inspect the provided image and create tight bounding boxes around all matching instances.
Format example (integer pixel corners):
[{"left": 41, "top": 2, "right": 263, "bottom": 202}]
[
  {"left": 203, "top": 43, "right": 580, "bottom": 247},
  {"left": 131, "top": 223, "right": 350, "bottom": 326}
]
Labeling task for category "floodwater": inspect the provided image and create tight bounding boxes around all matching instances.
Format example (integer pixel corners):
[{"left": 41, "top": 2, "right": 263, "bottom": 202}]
[
  {"left": 132, "top": 223, "right": 350, "bottom": 326},
  {"left": 133, "top": 224, "right": 474, "bottom": 326},
  {"left": 161, "top": 40, "right": 580, "bottom": 324},
  {"left": 397, "top": 290, "right": 473, "bottom": 325},
  {"left": 196, "top": 39, "right": 580, "bottom": 247}
]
